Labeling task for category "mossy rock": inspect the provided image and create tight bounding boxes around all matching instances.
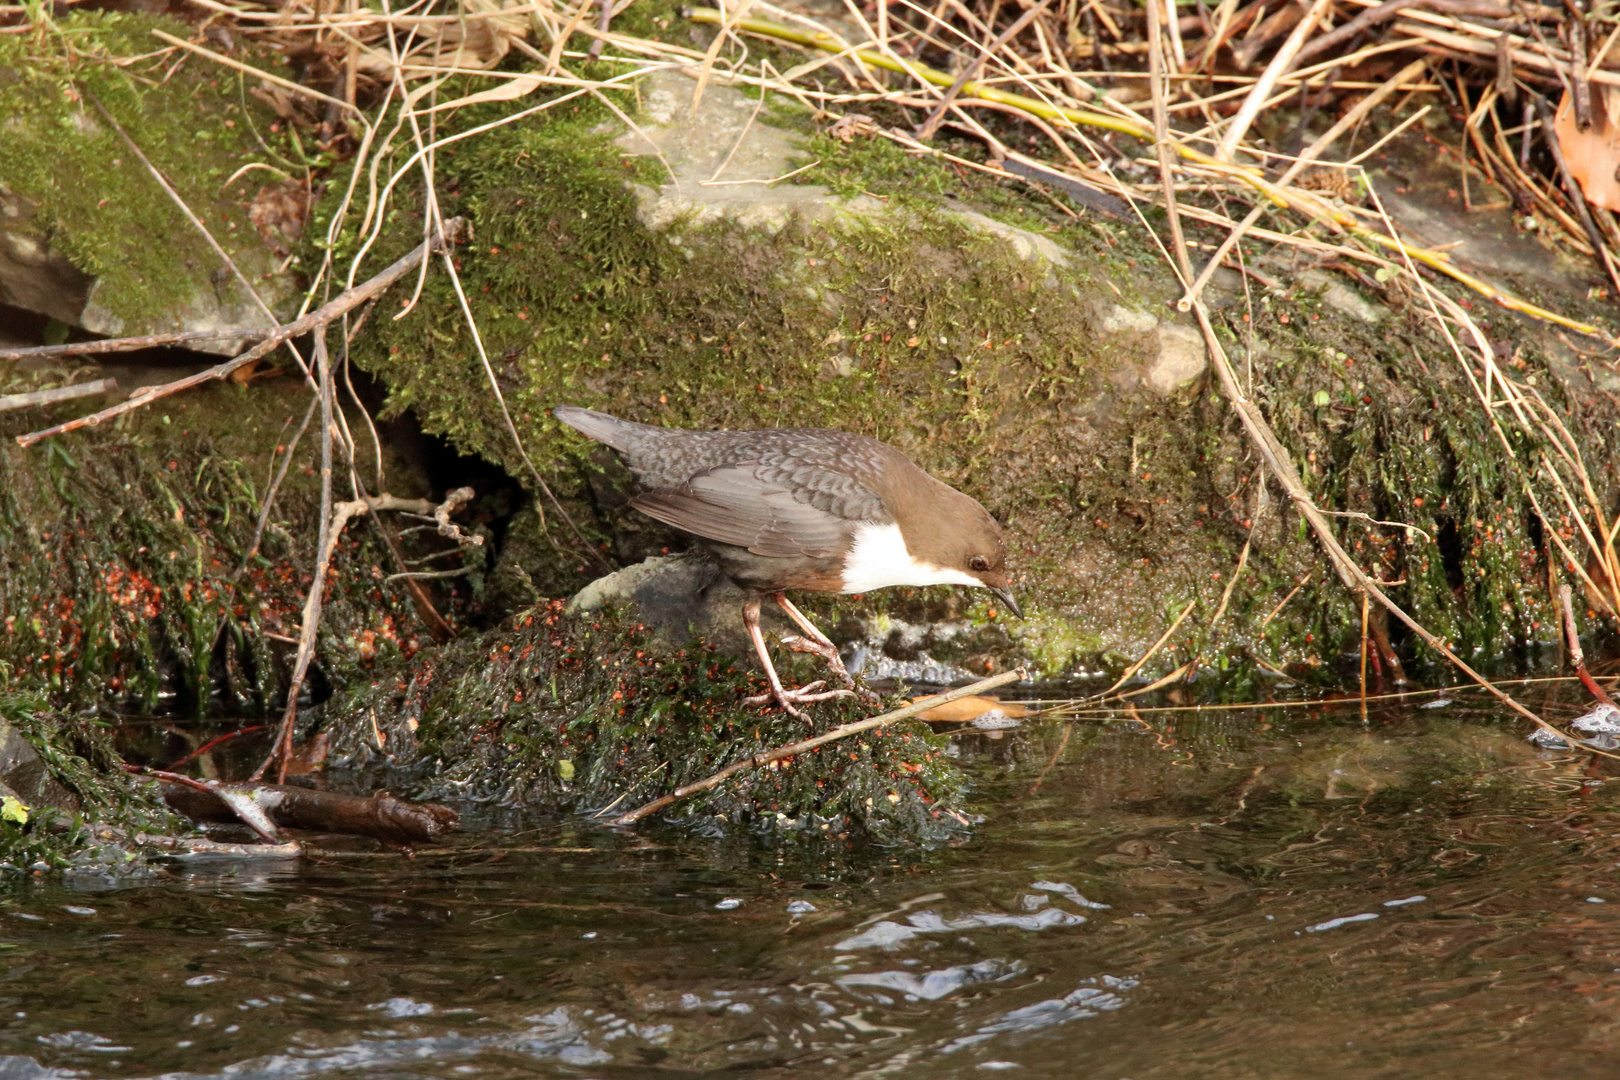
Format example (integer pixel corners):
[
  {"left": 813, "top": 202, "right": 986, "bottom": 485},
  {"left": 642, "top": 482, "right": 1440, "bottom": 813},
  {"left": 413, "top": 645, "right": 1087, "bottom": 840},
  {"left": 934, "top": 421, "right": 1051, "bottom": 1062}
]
[
  {"left": 0, "top": 381, "right": 444, "bottom": 713},
  {"left": 0, "top": 692, "right": 185, "bottom": 871},
  {"left": 0, "top": 11, "right": 304, "bottom": 348}
]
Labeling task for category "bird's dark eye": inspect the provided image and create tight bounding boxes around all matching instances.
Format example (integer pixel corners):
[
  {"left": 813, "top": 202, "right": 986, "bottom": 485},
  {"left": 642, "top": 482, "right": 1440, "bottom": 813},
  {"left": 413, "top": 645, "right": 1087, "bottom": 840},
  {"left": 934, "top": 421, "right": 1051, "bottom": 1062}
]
[{"left": 969, "top": 555, "right": 989, "bottom": 572}]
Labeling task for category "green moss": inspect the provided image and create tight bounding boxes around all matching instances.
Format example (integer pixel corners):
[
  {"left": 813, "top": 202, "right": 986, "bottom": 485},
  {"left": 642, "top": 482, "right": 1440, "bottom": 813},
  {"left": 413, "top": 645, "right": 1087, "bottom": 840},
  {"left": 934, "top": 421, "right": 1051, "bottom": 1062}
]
[{"left": 0, "top": 11, "right": 298, "bottom": 328}]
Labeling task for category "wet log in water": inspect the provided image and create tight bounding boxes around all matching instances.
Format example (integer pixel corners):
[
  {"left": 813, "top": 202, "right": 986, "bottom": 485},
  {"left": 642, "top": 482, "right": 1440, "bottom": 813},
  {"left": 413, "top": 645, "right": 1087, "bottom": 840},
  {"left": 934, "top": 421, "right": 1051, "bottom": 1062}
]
[{"left": 158, "top": 780, "right": 458, "bottom": 846}]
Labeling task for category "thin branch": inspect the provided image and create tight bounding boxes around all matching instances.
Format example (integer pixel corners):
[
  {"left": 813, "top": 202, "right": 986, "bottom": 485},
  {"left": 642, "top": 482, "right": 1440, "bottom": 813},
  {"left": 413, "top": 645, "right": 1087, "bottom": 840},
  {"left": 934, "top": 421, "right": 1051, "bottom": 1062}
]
[
  {"left": 0, "top": 329, "right": 271, "bottom": 364},
  {"left": 0, "top": 379, "right": 117, "bottom": 413},
  {"left": 915, "top": 0, "right": 1055, "bottom": 139},
  {"left": 254, "top": 329, "right": 337, "bottom": 784},
  {"left": 1215, "top": 0, "right": 1336, "bottom": 162},
  {"left": 1561, "top": 584, "right": 1620, "bottom": 708}
]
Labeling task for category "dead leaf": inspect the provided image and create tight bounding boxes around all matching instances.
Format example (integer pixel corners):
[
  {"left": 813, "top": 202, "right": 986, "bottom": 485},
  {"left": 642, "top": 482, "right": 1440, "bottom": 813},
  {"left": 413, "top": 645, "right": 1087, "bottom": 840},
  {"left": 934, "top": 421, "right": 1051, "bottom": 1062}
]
[
  {"left": 284, "top": 730, "right": 330, "bottom": 776},
  {"left": 912, "top": 694, "right": 1034, "bottom": 723},
  {"left": 1554, "top": 87, "right": 1620, "bottom": 212},
  {"left": 249, "top": 179, "right": 314, "bottom": 255}
]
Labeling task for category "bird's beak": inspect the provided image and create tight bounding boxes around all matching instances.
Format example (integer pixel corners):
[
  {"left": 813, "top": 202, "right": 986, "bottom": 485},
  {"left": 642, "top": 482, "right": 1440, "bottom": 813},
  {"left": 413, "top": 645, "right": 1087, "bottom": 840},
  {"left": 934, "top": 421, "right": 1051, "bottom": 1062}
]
[{"left": 988, "top": 584, "right": 1023, "bottom": 619}]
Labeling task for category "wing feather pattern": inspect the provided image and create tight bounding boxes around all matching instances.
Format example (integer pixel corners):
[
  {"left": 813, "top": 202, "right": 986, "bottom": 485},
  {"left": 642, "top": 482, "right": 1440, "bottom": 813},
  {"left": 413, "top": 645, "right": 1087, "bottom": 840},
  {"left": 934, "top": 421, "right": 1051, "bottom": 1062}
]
[{"left": 629, "top": 461, "right": 888, "bottom": 558}]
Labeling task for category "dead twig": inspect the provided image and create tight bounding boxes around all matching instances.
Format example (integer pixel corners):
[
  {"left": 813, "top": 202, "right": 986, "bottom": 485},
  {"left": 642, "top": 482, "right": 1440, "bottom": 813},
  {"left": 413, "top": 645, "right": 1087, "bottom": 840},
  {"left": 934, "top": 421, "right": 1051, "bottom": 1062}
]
[
  {"left": 253, "top": 329, "right": 338, "bottom": 785},
  {"left": 0, "top": 379, "right": 117, "bottom": 413},
  {"left": 1215, "top": 0, "right": 1336, "bottom": 162},
  {"left": 0, "top": 329, "right": 272, "bottom": 364},
  {"left": 916, "top": 0, "right": 1055, "bottom": 139},
  {"left": 1561, "top": 583, "right": 1620, "bottom": 708}
]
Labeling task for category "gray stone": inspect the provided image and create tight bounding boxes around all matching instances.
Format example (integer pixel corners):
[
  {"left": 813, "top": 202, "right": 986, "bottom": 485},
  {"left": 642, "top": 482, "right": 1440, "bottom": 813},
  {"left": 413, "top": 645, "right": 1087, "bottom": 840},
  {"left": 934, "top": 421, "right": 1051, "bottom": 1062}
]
[
  {"left": 1144, "top": 323, "right": 1207, "bottom": 395},
  {"left": 1299, "top": 269, "right": 1383, "bottom": 325},
  {"left": 1098, "top": 304, "right": 1159, "bottom": 334},
  {"left": 618, "top": 71, "right": 860, "bottom": 234},
  {"left": 0, "top": 186, "right": 96, "bottom": 327},
  {"left": 0, "top": 717, "right": 79, "bottom": 812},
  {"left": 618, "top": 69, "right": 1070, "bottom": 275},
  {"left": 569, "top": 553, "right": 793, "bottom": 652},
  {"left": 947, "top": 206, "right": 1070, "bottom": 267}
]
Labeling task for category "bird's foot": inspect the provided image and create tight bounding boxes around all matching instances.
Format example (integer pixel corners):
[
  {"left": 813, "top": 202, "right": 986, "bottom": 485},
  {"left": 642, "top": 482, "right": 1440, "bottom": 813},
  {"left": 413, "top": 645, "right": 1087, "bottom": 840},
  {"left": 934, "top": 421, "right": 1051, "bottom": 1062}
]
[
  {"left": 744, "top": 681, "right": 857, "bottom": 720},
  {"left": 779, "top": 635, "right": 880, "bottom": 704}
]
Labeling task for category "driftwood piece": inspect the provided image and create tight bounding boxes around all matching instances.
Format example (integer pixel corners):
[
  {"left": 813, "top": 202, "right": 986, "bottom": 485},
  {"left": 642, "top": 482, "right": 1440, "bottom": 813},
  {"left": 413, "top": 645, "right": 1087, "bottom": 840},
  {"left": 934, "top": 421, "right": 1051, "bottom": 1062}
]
[{"left": 159, "top": 780, "right": 459, "bottom": 845}]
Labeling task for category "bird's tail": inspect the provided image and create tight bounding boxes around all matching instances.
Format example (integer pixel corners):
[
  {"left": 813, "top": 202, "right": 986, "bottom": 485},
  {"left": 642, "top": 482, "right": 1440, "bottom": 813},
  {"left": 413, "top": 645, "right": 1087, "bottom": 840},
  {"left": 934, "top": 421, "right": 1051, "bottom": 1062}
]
[{"left": 552, "top": 405, "right": 657, "bottom": 452}]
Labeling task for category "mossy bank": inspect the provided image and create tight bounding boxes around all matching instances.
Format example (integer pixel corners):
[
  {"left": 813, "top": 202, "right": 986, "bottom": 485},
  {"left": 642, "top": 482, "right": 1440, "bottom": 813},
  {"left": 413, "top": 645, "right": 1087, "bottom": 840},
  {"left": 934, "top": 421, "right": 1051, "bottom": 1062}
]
[
  {"left": 335, "top": 64, "right": 1617, "bottom": 687},
  {"left": 3, "top": 17, "right": 1618, "bottom": 861}
]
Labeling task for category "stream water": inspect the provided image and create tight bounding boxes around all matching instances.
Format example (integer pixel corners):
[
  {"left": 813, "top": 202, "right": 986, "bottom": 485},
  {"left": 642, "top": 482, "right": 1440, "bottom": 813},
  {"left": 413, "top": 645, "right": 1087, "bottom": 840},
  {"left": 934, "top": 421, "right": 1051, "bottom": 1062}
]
[{"left": 7, "top": 684, "right": 1620, "bottom": 1079}]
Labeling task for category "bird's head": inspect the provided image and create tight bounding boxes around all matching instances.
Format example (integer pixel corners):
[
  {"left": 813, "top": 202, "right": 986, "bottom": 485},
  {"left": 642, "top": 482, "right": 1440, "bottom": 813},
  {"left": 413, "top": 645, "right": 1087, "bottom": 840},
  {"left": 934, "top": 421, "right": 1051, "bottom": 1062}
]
[{"left": 954, "top": 511, "right": 1022, "bottom": 619}]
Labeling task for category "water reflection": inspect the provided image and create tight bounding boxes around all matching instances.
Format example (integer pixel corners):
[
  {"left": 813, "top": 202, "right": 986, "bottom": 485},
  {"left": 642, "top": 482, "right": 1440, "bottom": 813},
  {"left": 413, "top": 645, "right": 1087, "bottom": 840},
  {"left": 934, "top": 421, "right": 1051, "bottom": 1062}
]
[{"left": 5, "top": 691, "right": 1620, "bottom": 1077}]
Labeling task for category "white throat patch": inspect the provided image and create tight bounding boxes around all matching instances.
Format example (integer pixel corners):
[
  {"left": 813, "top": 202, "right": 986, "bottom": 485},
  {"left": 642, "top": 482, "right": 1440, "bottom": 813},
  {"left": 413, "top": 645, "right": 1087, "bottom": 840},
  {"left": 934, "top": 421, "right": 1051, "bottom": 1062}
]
[{"left": 839, "top": 522, "right": 981, "bottom": 594}]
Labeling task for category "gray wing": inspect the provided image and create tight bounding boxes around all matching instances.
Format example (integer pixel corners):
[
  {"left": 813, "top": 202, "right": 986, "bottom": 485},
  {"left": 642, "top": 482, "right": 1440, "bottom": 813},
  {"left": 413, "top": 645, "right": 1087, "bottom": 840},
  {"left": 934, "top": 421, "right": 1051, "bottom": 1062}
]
[{"left": 630, "top": 461, "right": 889, "bottom": 558}]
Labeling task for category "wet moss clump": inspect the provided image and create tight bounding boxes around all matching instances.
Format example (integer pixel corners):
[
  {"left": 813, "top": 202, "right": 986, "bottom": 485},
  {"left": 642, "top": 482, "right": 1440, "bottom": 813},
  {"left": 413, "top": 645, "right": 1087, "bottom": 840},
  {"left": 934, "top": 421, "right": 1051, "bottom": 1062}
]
[
  {"left": 1227, "top": 282, "right": 1607, "bottom": 670},
  {"left": 322, "top": 600, "right": 970, "bottom": 844},
  {"left": 0, "top": 693, "right": 185, "bottom": 871}
]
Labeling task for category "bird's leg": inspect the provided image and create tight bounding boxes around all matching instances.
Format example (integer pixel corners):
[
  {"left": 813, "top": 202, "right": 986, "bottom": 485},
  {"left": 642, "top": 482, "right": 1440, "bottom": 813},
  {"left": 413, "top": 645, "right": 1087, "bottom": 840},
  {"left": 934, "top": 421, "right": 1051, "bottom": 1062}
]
[
  {"left": 740, "top": 595, "right": 854, "bottom": 719},
  {"left": 771, "top": 593, "right": 878, "bottom": 703}
]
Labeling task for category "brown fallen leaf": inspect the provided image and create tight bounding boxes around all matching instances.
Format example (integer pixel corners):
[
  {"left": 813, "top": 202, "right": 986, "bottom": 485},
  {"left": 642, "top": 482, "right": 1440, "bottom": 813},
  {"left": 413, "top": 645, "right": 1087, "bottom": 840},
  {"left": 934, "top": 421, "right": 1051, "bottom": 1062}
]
[
  {"left": 249, "top": 179, "right": 315, "bottom": 256},
  {"left": 911, "top": 694, "right": 1034, "bottom": 723},
  {"left": 1553, "top": 87, "right": 1620, "bottom": 212}
]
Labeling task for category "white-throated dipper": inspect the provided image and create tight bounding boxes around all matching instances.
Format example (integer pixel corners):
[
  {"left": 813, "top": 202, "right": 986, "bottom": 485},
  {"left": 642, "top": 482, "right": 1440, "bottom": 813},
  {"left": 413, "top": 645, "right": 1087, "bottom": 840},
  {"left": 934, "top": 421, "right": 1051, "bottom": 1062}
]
[{"left": 554, "top": 405, "right": 1020, "bottom": 717}]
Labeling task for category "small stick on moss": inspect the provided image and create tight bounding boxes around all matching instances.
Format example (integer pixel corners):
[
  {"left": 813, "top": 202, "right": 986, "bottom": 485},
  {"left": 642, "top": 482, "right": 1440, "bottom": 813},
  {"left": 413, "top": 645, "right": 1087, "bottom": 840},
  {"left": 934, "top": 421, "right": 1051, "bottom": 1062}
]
[
  {"left": 0, "top": 379, "right": 117, "bottom": 413},
  {"left": 586, "top": 0, "right": 616, "bottom": 59},
  {"left": 612, "top": 667, "right": 1027, "bottom": 826},
  {"left": 1560, "top": 584, "right": 1620, "bottom": 709},
  {"left": 1260, "top": 572, "right": 1311, "bottom": 628},
  {"left": 1099, "top": 600, "right": 1196, "bottom": 698},
  {"left": 15, "top": 219, "right": 467, "bottom": 449},
  {"left": 1207, "top": 536, "right": 1252, "bottom": 631}
]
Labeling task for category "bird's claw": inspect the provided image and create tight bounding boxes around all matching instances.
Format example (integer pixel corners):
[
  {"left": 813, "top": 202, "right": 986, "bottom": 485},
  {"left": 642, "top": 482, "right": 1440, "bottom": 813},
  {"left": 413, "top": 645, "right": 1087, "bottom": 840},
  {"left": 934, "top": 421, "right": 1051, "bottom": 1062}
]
[
  {"left": 744, "top": 681, "right": 857, "bottom": 719},
  {"left": 779, "top": 635, "right": 876, "bottom": 701}
]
